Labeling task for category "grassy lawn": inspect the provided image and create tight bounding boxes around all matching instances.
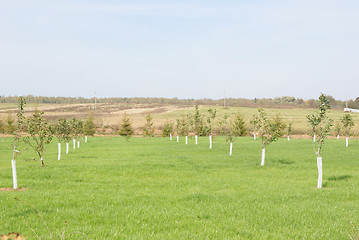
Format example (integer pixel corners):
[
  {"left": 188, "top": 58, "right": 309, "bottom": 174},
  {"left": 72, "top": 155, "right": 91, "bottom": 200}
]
[{"left": 1, "top": 136, "right": 359, "bottom": 239}]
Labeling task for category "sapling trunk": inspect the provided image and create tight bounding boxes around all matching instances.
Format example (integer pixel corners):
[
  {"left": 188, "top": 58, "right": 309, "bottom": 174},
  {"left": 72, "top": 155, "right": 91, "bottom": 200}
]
[
  {"left": 317, "top": 156, "right": 322, "bottom": 188},
  {"left": 11, "top": 159, "right": 17, "bottom": 189},
  {"left": 66, "top": 142, "right": 69, "bottom": 154},
  {"left": 85, "top": 136, "right": 87, "bottom": 143},
  {"left": 346, "top": 137, "right": 349, "bottom": 147},
  {"left": 185, "top": 136, "right": 188, "bottom": 145},
  {"left": 58, "top": 142, "right": 61, "bottom": 160},
  {"left": 209, "top": 135, "right": 212, "bottom": 149},
  {"left": 229, "top": 142, "right": 233, "bottom": 156},
  {"left": 73, "top": 139, "right": 76, "bottom": 150},
  {"left": 77, "top": 140, "right": 80, "bottom": 148},
  {"left": 170, "top": 134, "right": 172, "bottom": 141},
  {"left": 40, "top": 156, "right": 44, "bottom": 167},
  {"left": 261, "top": 148, "right": 265, "bottom": 166},
  {"left": 195, "top": 135, "right": 198, "bottom": 145},
  {"left": 176, "top": 136, "right": 179, "bottom": 143},
  {"left": 254, "top": 133, "right": 256, "bottom": 141}
]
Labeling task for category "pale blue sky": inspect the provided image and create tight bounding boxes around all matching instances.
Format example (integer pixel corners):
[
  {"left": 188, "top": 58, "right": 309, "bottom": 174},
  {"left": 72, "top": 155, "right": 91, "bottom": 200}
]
[{"left": 1, "top": 1, "right": 358, "bottom": 100}]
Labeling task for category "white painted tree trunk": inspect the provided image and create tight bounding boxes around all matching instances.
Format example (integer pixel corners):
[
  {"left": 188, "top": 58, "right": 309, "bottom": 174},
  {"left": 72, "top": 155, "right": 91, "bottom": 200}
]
[
  {"left": 58, "top": 143, "right": 61, "bottom": 160},
  {"left": 254, "top": 133, "right": 256, "bottom": 141},
  {"left": 85, "top": 136, "right": 88, "bottom": 143},
  {"left": 195, "top": 135, "right": 198, "bottom": 145},
  {"left": 346, "top": 137, "right": 349, "bottom": 147},
  {"left": 185, "top": 136, "right": 188, "bottom": 145},
  {"left": 287, "top": 136, "right": 290, "bottom": 141},
  {"left": 209, "top": 135, "right": 212, "bottom": 149},
  {"left": 313, "top": 135, "right": 316, "bottom": 142},
  {"left": 229, "top": 142, "right": 233, "bottom": 156},
  {"left": 176, "top": 136, "right": 179, "bottom": 143},
  {"left": 337, "top": 135, "right": 340, "bottom": 140},
  {"left": 77, "top": 140, "right": 80, "bottom": 148},
  {"left": 261, "top": 148, "right": 265, "bottom": 166},
  {"left": 66, "top": 142, "right": 69, "bottom": 154},
  {"left": 11, "top": 160, "right": 17, "bottom": 189},
  {"left": 317, "top": 157, "right": 322, "bottom": 189},
  {"left": 40, "top": 157, "right": 44, "bottom": 166},
  {"left": 170, "top": 134, "right": 172, "bottom": 141},
  {"left": 73, "top": 139, "right": 76, "bottom": 150}
]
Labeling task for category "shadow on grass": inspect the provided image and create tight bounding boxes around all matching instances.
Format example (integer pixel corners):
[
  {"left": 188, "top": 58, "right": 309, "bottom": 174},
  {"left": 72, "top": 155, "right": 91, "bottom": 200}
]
[
  {"left": 277, "top": 159, "right": 295, "bottom": 165},
  {"left": 328, "top": 175, "right": 353, "bottom": 181}
]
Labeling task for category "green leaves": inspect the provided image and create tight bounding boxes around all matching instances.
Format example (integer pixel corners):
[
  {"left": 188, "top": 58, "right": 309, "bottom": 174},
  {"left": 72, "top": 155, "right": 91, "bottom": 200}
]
[
  {"left": 340, "top": 113, "right": 354, "bottom": 137},
  {"left": 306, "top": 93, "right": 333, "bottom": 157},
  {"left": 119, "top": 112, "right": 134, "bottom": 141},
  {"left": 142, "top": 112, "right": 155, "bottom": 137},
  {"left": 257, "top": 108, "right": 286, "bottom": 148}
]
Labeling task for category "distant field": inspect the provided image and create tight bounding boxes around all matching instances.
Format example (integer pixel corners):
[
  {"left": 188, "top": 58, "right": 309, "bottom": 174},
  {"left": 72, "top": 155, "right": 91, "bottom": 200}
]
[
  {"left": 1, "top": 136, "right": 359, "bottom": 239},
  {"left": 1, "top": 103, "right": 358, "bottom": 136}
]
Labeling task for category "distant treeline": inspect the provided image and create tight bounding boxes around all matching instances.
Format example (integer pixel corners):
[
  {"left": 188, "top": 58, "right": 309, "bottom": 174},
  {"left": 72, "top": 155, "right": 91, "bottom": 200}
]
[{"left": 1, "top": 95, "right": 358, "bottom": 109}]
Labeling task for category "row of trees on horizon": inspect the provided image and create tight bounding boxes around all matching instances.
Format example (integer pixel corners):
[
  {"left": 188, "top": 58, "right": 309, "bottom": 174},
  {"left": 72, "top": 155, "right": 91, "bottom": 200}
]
[{"left": 1, "top": 95, "right": 359, "bottom": 109}]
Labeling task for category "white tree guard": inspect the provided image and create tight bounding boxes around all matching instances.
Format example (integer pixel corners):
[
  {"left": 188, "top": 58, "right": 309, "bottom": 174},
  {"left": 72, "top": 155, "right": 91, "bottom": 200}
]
[
  {"left": 229, "top": 142, "right": 233, "bottom": 156},
  {"left": 77, "top": 141, "right": 80, "bottom": 148},
  {"left": 170, "top": 134, "right": 172, "bottom": 141},
  {"left": 346, "top": 138, "right": 349, "bottom": 147},
  {"left": 287, "top": 136, "right": 290, "bottom": 141},
  {"left": 73, "top": 139, "right": 76, "bottom": 150},
  {"left": 177, "top": 136, "right": 179, "bottom": 143},
  {"left": 209, "top": 135, "right": 212, "bottom": 149},
  {"left": 195, "top": 135, "right": 198, "bottom": 145},
  {"left": 66, "top": 142, "right": 69, "bottom": 154},
  {"left": 11, "top": 160, "right": 17, "bottom": 189},
  {"left": 337, "top": 135, "right": 340, "bottom": 140},
  {"left": 261, "top": 148, "right": 265, "bottom": 166},
  {"left": 185, "top": 136, "right": 188, "bottom": 145},
  {"left": 58, "top": 143, "right": 61, "bottom": 160},
  {"left": 317, "top": 157, "right": 322, "bottom": 188},
  {"left": 85, "top": 136, "right": 88, "bottom": 143},
  {"left": 254, "top": 133, "right": 256, "bottom": 141},
  {"left": 313, "top": 135, "right": 316, "bottom": 142},
  {"left": 40, "top": 157, "right": 44, "bottom": 166}
]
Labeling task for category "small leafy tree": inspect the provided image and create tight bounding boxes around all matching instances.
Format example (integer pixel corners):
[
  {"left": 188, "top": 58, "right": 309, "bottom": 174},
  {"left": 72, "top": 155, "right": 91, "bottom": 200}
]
[
  {"left": 0, "top": 118, "right": 4, "bottom": 134},
  {"left": 83, "top": 114, "right": 96, "bottom": 137},
  {"left": 306, "top": 94, "right": 333, "bottom": 188},
  {"left": 250, "top": 115, "right": 259, "bottom": 140},
  {"left": 53, "top": 118, "right": 70, "bottom": 143},
  {"left": 287, "top": 122, "right": 293, "bottom": 140},
  {"left": 257, "top": 108, "right": 286, "bottom": 166},
  {"left": 206, "top": 108, "right": 217, "bottom": 136},
  {"left": 334, "top": 121, "right": 341, "bottom": 139},
  {"left": 119, "top": 112, "right": 134, "bottom": 141},
  {"left": 10, "top": 97, "right": 26, "bottom": 189},
  {"left": 340, "top": 113, "right": 354, "bottom": 147},
  {"left": 142, "top": 112, "right": 155, "bottom": 138},
  {"left": 162, "top": 121, "right": 174, "bottom": 137},
  {"left": 24, "top": 109, "right": 53, "bottom": 167},
  {"left": 193, "top": 105, "right": 206, "bottom": 136},
  {"left": 176, "top": 115, "right": 189, "bottom": 137},
  {"left": 340, "top": 113, "right": 354, "bottom": 138}
]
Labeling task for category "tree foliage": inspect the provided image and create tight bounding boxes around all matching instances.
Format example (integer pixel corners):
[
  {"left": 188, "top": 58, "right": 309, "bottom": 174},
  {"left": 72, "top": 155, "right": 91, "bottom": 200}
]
[
  {"left": 232, "top": 111, "right": 247, "bottom": 137},
  {"left": 287, "top": 122, "right": 293, "bottom": 137},
  {"left": 340, "top": 113, "right": 354, "bottom": 137},
  {"left": 193, "top": 105, "right": 207, "bottom": 136},
  {"left": 306, "top": 94, "right": 333, "bottom": 157},
  {"left": 53, "top": 118, "right": 72, "bottom": 143},
  {"left": 24, "top": 109, "right": 53, "bottom": 167},
  {"left": 176, "top": 115, "right": 190, "bottom": 136},
  {"left": 11, "top": 97, "right": 26, "bottom": 160},
  {"left": 257, "top": 108, "right": 286, "bottom": 149},
  {"left": 162, "top": 121, "right": 174, "bottom": 137}
]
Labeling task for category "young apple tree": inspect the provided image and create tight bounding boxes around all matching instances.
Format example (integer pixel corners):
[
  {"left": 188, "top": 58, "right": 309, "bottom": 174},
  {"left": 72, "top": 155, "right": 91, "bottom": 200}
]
[
  {"left": 24, "top": 109, "right": 53, "bottom": 167},
  {"left": 10, "top": 97, "right": 26, "bottom": 189},
  {"left": 287, "top": 122, "right": 293, "bottom": 141},
  {"left": 206, "top": 108, "right": 217, "bottom": 149},
  {"left": 306, "top": 94, "right": 333, "bottom": 189},
  {"left": 340, "top": 113, "right": 354, "bottom": 147},
  {"left": 53, "top": 118, "right": 71, "bottom": 160},
  {"left": 250, "top": 115, "right": 259, "bottom": 140},
  {"left": 257, "top": 108, "right": 286, "bottom": 166},
  {"left": 162, "top": 121, "right": 174, "bottom": 139},
  {"left": 334, "top": 121, "right": 341, "bottom": 140}
]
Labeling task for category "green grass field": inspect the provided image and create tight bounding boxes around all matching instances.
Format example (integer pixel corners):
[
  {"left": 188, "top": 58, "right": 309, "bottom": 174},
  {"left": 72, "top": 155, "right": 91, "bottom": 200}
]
[{"left": 1, "top": 136, "right": 359, "bottom": 239}]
